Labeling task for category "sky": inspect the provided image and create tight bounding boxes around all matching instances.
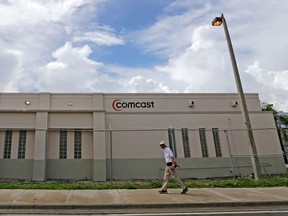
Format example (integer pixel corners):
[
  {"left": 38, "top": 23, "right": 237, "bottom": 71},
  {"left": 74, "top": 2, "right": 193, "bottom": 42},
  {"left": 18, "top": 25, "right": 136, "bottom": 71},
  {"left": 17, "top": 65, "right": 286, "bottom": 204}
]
[{"left": 1, "top": 0, "right": 288, "bottom": 111}]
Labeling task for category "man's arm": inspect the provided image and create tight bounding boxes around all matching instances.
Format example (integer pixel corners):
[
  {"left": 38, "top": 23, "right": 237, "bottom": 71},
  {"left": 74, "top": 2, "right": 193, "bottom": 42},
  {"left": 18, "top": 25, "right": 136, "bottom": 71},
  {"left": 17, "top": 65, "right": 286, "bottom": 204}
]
[{"left": 171, "top": 156, "right": 176, "bottom": 169}]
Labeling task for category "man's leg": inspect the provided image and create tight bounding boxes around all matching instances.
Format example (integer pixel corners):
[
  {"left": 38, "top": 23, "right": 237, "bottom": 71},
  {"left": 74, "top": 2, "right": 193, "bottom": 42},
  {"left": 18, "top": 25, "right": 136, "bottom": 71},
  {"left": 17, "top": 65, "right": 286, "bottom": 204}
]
[
  {"left": 171, "top": 169, "right": 188, "bottom": 193},
  {"left": 160, "top": 166, "right": 171, "bottom": 192},
  {"left": 170, "top": 169, "right": 186, "bottom": 189}
]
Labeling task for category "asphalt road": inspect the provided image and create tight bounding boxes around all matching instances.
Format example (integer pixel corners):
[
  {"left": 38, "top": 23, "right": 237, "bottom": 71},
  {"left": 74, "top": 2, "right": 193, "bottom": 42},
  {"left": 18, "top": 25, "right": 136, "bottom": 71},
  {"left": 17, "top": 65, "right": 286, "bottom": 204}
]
[
  {"left": 2, "top": 211, "right": 288, "bottom": 216},
  {"left": 2, "top": 205, "right": 288, "bottom": 216}
]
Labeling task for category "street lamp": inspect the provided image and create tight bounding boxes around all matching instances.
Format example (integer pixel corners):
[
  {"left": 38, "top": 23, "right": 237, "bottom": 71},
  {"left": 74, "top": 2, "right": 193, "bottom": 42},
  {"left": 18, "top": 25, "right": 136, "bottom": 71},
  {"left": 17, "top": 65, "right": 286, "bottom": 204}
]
[{"left": 212, "top": 13, "right": 262, "bottom": 180}]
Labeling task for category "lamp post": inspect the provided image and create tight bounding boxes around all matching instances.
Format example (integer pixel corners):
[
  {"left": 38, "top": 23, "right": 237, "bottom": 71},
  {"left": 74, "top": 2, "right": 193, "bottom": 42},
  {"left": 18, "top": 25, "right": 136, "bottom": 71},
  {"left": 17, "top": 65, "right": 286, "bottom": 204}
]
[{"left": 212, "top": 13, "right": 262, "bottom": 180}]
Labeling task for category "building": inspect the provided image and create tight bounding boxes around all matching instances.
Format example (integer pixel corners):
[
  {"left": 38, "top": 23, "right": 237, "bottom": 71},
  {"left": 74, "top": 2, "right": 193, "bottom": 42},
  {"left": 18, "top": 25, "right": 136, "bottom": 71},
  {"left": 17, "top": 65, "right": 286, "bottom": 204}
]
[{"left": 0, "top": 92, "right": 286, "bottom": 181}]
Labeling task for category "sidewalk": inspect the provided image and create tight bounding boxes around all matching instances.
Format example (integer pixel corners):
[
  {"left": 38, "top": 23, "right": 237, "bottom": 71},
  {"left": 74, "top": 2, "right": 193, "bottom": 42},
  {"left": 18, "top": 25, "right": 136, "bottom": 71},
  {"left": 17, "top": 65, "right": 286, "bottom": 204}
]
[{"left": 0, "top": 187, "right": 288, "bottom": 214}]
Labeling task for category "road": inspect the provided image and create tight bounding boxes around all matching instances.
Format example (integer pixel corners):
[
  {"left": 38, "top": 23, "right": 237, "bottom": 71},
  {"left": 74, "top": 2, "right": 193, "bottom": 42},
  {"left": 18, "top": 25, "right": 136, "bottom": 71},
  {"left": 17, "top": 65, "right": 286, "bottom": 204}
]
[
  {"left": 2, "top": 207, "right": 288, "bottom": 216},
  {"left": 3, "top": 211, "right": 288, "bottom": 216}
]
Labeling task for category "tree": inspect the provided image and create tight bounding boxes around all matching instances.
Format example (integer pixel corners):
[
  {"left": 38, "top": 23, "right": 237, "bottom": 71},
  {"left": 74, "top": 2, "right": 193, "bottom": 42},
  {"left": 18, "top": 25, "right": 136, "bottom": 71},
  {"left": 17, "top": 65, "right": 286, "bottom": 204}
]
[{"left": 261, "top": 102, "right": 278, "bottom": 114}]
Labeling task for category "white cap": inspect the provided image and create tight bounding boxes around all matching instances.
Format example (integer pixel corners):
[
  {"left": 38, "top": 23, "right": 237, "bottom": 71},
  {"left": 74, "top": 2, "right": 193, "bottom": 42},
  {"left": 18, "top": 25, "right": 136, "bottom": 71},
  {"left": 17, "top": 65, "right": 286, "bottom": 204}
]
[{"left": 159, "top": 140, "right": 166, "bottom": 145}]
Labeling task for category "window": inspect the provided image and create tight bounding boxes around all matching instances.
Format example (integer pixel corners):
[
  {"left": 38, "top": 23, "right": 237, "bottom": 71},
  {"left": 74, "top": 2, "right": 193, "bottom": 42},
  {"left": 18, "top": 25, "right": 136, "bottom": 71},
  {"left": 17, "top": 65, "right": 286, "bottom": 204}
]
[
  {"left": 18, "top": 130, "right": 26, "bottom": 159},
  {"left": 74, "top": 130, "right": 82, "bottom": 159},
  {"left": 59, "top": 130, "right": 67, "bottom": 159},
  {"left": 212, "top": 128, "right": 222, "bottom": 157},
  {"left": 181, "top": 128, "right": 190, "bottom": 158},
  {"left": 168, "top": 128, "right": 177, "bottom": 157},
  {"left": 199, "top": 128, "right": 209, "bottom": 157},
  {"left": 4, "top": 130, "right": 12, "bottom": 159}
]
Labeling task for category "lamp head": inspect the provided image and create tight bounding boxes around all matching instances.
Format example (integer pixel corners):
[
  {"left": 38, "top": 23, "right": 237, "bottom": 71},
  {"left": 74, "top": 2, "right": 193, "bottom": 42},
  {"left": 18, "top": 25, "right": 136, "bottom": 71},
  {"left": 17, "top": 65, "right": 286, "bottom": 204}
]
[{"left": 212, "top": 16, "right": 223, "bottom": 26}]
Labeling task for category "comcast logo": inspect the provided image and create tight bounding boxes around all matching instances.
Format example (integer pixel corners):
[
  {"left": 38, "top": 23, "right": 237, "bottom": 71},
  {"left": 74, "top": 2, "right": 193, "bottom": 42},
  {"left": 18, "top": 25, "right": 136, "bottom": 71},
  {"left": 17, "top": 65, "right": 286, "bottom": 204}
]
[{"left": 112, "top": 99, "right": 155, "bottom": 112}]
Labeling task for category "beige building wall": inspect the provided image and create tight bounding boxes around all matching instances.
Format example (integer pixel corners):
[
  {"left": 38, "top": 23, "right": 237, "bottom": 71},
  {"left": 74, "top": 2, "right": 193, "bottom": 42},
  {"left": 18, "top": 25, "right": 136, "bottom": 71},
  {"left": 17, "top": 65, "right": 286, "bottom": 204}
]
[{"left": 0, "top": 92, "right": 286, "bottom": 181}]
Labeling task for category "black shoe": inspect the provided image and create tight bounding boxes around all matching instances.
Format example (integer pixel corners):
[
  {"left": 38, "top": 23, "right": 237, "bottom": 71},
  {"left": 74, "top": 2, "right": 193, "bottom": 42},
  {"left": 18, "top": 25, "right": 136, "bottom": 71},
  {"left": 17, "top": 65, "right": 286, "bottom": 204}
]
[
  {"left": 181, "top": 187, "right": 189, "bottom": 194},
  {"left": 158, "top": 190, "right": 168, "bottom": 194}
]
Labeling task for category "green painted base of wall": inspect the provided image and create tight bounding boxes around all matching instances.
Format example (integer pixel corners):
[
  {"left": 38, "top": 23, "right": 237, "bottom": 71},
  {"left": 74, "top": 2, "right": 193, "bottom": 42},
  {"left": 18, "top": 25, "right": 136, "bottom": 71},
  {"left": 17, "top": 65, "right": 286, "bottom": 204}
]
[
  {"left": 93, "top": 160, "right": 106, "bottom": 181},
  {"left": 0, "top": 156, "right": 286, "bottom": 181},
  {"left": 33, "top": 160, "right": 47, "bottom": 181},
  {"left": 47, "top": 159, "right": 93, "bottom": 180},
  {"left": 0, "top": 159, "right": 33, "bottom": 179},
  {"left": 109, "top": 156, "right": 287, "bottom": 180}
]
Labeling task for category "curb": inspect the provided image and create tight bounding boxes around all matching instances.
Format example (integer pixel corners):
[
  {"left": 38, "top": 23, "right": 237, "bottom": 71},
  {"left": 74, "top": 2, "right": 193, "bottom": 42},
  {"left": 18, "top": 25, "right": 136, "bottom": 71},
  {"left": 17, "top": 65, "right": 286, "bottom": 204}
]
[{"left": 1, "top": 201, "right": 288, "bottom": 210}]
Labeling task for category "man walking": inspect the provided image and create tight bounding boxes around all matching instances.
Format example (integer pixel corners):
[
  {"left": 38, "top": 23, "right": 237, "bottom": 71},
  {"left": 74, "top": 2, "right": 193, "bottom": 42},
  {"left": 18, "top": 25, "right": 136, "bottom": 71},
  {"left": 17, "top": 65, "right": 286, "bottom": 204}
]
[{"left": 158, "top": 140, "right": 189, "bottom": 194}]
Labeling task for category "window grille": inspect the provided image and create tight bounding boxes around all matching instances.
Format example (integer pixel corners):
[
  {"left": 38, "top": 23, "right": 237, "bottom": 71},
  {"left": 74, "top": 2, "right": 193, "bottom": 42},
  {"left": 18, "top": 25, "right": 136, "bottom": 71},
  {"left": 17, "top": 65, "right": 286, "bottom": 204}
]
[
  {"left": 168, "top": 128, "right": 177, "bottom": 157},
  {"left": 212, "top": 128, "right": 222, "bottom": 157},
  {"left": 18, "top": 130, "right": 26, "bottom": 159},
  {"left": 199, "top": 128, "right": 209, "bottom": 157},
  {"left": 74, "top": 130, "right": 82, "bottom": 159},
  {"left": 59, "top": 130, "right": 67, "bottom": 159},
  {"left": 4, "top": 130, "right": 12, "bottom": 159},
  {"left": 181, "top": 128, "right": 190, "bottom": 158}
]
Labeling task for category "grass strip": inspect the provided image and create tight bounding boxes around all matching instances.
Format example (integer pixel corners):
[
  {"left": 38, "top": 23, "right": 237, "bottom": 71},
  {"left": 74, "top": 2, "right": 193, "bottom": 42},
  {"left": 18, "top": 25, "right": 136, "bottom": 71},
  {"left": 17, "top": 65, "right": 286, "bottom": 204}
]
[{"left": 0, "top": 173, "right": 287, "bottom": 190}]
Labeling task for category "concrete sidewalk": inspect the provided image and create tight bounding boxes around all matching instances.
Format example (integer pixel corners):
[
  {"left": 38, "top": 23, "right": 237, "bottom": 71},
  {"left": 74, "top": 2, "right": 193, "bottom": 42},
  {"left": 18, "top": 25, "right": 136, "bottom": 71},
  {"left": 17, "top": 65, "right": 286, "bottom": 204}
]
[{"left": 0, "top": 187, "right": 288, "bottom": 214}]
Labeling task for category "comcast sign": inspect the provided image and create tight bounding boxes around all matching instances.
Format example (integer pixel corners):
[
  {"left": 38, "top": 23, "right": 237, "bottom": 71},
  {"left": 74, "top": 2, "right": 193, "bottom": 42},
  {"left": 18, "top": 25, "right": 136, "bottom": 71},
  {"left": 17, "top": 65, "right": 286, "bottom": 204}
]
[{"left": 112, "top": 99, "right": 155, "bottom": 112}]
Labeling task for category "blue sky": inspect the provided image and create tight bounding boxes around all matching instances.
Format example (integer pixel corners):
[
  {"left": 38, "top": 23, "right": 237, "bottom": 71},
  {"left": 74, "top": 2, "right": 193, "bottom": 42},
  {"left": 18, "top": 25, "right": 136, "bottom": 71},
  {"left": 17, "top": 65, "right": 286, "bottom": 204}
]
[
  {"left": 1, "top": 0, "right": 288, "bottom": 111},
  {"left": 81, "top": 0, "right": 171, "bottom": 67}
]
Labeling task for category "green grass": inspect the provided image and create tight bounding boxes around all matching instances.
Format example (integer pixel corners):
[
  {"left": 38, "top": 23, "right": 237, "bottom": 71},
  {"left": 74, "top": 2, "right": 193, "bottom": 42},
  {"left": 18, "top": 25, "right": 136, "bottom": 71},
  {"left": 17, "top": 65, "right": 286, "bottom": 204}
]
[{"left": 0, "top": 173, "right": 288, "bottom": 190}]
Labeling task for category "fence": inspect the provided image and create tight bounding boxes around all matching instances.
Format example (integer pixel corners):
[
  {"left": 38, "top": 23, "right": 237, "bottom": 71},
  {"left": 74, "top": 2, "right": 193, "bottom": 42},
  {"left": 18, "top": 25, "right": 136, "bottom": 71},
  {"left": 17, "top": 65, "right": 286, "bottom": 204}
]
[
  {"left": 0, "top": 126, "right": 287, "bottom": 181},
  {"left": 104, "top": 126, "right": 287, "bottom": 180}
]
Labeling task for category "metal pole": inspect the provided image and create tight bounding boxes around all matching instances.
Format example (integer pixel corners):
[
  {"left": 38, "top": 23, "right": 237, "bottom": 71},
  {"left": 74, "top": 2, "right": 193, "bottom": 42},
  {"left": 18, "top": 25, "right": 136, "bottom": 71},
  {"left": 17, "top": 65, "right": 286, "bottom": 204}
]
[
  {"left": 224, "top": 129, "right": 235, "bottom": 178},
  {"left": 221, "top": 14, "right": 262, "bottom": 179},
  {"left": 109, "top": 125, "right": 113, "bottom": 181}
]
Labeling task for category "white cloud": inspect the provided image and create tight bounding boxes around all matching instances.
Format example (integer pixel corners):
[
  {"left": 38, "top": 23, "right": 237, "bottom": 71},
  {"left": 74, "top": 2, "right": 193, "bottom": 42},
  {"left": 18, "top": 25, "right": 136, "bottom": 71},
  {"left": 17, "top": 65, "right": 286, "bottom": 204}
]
[
  {"left": 156, "top": 25, "right": 235, "bottom": 93},
  {"left": 73, "top": 31, "right": 124, "bottom": 46},
  {"left": 0, "top": 48, "right": 23, "bottom": 91},
  {"left": 0, "top": 0, "right": 99, "bottom": 26},
  {"left": 128, "top": 75, "right": 175, "bottom": 93},
  {"left": 190, "top": 26, "right": 214, "bottom": 52},
  {"left": 244, "top": 61, "right": 288, "bottom": 110},
  {"left": 245, "top": 61, "right": 288, "bottom": 91},
  {"left": 37, "top": 42, "right": 102, "bottom": 92}
]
